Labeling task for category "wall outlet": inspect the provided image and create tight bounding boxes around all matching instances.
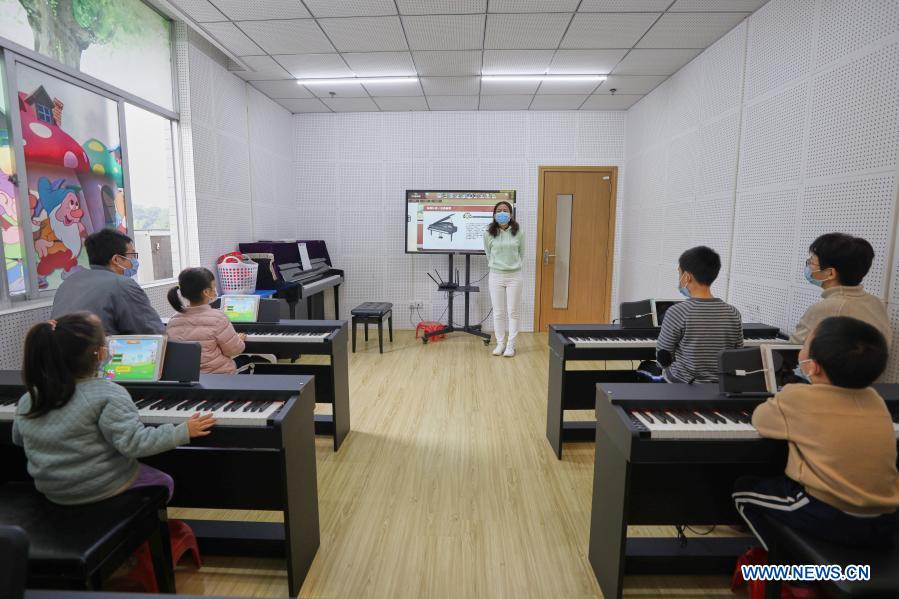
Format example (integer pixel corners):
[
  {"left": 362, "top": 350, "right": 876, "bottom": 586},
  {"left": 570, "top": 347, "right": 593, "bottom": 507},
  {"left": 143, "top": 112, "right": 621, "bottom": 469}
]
[{"left": 409, "top": 302, "right": 424, "bottom": 310}]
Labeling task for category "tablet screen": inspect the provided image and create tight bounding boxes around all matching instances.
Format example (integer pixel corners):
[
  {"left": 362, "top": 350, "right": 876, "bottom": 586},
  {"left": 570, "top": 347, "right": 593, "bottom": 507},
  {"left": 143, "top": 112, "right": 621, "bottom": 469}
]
[
  {"left": 104, "top": 336, "right": 167, "bottom": 382},
  {"left": 220, "top": 295, "right": 260, "bottom": 323}
]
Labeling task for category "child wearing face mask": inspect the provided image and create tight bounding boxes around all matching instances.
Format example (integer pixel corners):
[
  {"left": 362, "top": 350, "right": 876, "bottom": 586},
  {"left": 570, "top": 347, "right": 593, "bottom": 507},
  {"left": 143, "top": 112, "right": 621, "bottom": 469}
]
[
  {"left": 791, "top": 233, "right": 891, "bottom": 348},
  {"left": 654, "top": 246, "right": 743, "bottom": 383},
  {"left": 734, "top": 316, "right": 899, "bottom": 551},
  {"left": 166, "top": 267, "right": 247, "bottom": 374}
]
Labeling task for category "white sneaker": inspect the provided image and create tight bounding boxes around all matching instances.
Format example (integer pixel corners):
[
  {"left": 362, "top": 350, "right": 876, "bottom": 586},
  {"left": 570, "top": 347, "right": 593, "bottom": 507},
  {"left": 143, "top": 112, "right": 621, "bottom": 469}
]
[
  {"left": 492, "top": 342, "right": 506, "bottom": 356},
  {"left": 503, "top": 342, "right": 516, "bottom": 358}
]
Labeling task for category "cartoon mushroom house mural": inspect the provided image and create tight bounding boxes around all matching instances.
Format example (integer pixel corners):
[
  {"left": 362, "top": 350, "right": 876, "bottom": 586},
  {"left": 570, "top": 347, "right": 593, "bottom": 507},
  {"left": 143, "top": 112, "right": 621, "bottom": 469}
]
[
  {"left": 19, "top": 86, "right": 93, "bottom": 288},
  {"left": 81, "top": 137, "right": 124, "bottom": 230}
]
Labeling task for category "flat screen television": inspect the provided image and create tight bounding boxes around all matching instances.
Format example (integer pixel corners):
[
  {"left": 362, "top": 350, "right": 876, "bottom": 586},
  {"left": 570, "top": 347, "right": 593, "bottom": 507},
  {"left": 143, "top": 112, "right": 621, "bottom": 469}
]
[{"left": 405, "top": 190, "right": 516, "bottom": 254}]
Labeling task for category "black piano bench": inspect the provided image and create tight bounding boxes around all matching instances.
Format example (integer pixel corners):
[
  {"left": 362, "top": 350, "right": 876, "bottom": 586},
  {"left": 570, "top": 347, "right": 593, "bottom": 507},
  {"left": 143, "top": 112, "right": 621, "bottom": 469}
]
[
  {"left": 0, "top": 482, "right": 175, "bottom": 593},
  {"left": 351, "top": 302, "right": 393, "bottom": 353},
  {"left": 762, "top": 514, "right": 899, "bottom": 598}
]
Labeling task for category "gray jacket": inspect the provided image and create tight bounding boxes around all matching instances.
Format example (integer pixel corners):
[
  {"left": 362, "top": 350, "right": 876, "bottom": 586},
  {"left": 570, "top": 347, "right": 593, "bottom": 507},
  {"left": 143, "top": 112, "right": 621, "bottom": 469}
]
[
  {"left": 50, "top": 266, "right": 164, "bottom": 335},
  {"left": 13, "top": 378, "right": 189, "bottom": 505}
]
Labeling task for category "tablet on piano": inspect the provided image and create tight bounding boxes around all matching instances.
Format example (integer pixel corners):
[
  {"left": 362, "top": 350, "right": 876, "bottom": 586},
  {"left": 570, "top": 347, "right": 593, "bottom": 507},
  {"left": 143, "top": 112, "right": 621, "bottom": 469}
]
[
  {"left": 761, "top": 344, "right": 807, "bottom": 393},
  {"left": 104, "top": 336, "right": 167, "bottom": 382},
  {"left": 651, "top": 299, "right": 683, "bottom": 327},
  {"left": 220, "top": 294, "right": 260, "bottom": 323}
]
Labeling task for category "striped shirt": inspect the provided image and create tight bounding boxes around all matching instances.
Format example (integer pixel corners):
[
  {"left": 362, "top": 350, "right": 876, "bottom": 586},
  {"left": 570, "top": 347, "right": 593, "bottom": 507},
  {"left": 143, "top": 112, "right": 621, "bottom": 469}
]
[{"left": 657, "top": 298, "right": 743, "bottom": 383}]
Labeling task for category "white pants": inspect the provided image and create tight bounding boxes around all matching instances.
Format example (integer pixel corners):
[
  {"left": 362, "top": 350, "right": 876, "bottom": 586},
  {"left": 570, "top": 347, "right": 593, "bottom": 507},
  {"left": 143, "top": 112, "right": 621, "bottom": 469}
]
[{"left": 489, "top": 270, "right": 522, "bottom": 345}]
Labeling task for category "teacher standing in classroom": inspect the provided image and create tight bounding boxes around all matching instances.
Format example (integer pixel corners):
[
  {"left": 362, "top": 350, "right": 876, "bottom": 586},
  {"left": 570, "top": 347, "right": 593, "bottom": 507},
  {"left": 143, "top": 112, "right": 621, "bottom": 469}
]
[{"left": 484, "top": 201, "right": 524, "bottom": 358}]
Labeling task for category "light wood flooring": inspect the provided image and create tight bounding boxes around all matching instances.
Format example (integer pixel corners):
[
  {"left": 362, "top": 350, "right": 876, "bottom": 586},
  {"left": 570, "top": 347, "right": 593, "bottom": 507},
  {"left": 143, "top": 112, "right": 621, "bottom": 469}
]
[{"left": 171, "top": 331, "right": 735, "bottom": 598}]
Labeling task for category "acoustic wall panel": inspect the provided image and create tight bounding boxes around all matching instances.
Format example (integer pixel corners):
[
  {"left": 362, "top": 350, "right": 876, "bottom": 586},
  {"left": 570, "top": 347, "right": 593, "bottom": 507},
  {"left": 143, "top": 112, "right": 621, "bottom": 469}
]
[
  {"left": 294, "top": 110, "right": 626, "bottom": 331},
  {"left": 794, "top": 176, "right": 896, "bottom": 296},
  {"left": 620, "top": 0, "right": 899, "bottom": 380},
  {"left": 806, "top": 41, "right": 899, "bottom": 180}
]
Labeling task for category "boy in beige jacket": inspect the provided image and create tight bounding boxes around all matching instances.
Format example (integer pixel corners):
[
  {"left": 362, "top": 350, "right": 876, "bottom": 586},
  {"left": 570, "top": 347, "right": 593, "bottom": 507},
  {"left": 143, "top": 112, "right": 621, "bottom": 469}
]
[
  {"left": 734, "top": 316, "right": 899, "bottom": 549},
  {"left": 792, "top": 233, "right": 891, "bottom": 347}
]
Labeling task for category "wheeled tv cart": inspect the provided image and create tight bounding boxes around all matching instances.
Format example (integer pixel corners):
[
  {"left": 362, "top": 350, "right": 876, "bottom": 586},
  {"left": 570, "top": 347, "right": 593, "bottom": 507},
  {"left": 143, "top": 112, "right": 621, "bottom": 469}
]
[{"left": 423, "top": 253, "right": 492, "bottom": 345}]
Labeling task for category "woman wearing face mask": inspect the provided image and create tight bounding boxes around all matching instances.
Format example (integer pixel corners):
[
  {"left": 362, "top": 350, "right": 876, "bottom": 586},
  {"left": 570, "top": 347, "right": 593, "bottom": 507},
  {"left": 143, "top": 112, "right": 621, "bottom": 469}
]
[{"left": 483, "top": 201, "right": 524, "bottom": 357}]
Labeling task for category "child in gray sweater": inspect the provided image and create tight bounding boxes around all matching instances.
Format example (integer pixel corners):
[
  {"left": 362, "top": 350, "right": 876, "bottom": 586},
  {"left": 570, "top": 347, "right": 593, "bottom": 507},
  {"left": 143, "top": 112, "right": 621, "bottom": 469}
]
[{"left": 12, "top": 312, "right": 215, "bottom": 505}]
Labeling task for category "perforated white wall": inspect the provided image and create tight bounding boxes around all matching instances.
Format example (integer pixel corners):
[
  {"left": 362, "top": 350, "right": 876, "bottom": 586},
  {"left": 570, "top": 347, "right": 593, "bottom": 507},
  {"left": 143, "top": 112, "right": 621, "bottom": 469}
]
[
  {"left": 186, "top": 32, "right": 297, "bottom": 273},
  {"left": 294, "top": 110, "right": 626, "bottom": 330},
  {"left": 620, "top": 0, "right": 899, "bottom": 381}
]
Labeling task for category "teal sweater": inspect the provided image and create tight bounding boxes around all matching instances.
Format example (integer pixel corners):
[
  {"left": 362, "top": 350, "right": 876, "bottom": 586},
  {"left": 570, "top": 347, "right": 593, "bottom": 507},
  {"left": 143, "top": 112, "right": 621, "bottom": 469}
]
[
  {"left": 483, "top": 227, "right": 524, "bottom": 272},
  {"left": 12, "top": 378, "right": 190, "bottom": 505}
]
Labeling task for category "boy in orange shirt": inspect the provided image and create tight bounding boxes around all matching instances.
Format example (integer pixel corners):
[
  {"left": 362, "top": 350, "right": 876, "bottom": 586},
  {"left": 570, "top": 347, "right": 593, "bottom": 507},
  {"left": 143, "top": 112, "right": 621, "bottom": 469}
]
[{"left": 733, "top": 316, "right": 899, "bottom": 549}]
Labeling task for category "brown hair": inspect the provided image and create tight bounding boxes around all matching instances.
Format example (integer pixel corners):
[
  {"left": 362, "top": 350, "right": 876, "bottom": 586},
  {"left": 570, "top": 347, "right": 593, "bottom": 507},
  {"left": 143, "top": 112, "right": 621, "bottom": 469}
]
[
  {"left": 22, "top": 312, "right": 106, "bottom": 418},
  {"left": 487, "top": 201, "right": 519, "bottom": 237}
]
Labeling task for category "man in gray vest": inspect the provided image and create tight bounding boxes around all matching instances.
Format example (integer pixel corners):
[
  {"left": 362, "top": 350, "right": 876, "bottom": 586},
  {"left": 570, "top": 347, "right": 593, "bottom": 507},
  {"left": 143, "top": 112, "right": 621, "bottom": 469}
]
[{"left": 51, "top": 229, "right": 164, "bottom": 335}]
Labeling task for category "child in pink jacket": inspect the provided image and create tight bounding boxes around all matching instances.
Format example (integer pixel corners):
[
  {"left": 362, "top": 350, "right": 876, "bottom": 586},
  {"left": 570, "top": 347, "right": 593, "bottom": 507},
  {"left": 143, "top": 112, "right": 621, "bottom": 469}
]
[{"left": 166, "top": 267, "right": 246, "bottom": 374}]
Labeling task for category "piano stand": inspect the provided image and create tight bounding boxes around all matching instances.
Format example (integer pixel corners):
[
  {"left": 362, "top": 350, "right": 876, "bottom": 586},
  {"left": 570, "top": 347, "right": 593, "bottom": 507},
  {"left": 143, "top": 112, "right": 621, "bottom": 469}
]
[
  {"left": 423, "top": 253, "right": 492, "bottom": 346},
  {"left": 275, "top": 282, "right": 340, "bottom": 320}
]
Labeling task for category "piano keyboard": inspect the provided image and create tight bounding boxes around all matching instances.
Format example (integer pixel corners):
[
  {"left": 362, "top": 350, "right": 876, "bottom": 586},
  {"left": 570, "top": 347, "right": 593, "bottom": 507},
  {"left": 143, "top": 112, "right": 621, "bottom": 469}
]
[
  {"left": 569, "top": 336, "right": 788, "bottom": 349},
  {"left": 629, "top": 409, "right": 899, "bottom": 440},
  {"left": 0, "top": 397, "right": 16, "bottom": 421},
  {"left": 301, "top": 274, "right": 343, "bottom": 294},
  {"left": 629, "top": 409, "right": 759, "bottom": 439},
  {"left": 244, "top": 332, "right": 330, "bottom": 343},
  {"left": 134, "top": 398, "right": 283, "bottom": 427}
]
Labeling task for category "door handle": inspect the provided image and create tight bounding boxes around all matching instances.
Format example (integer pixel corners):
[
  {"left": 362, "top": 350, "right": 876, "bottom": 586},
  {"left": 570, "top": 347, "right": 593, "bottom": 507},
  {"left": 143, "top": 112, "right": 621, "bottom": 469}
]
[{"left": 543, "top": 248, "right": 556, "bottom": 266}]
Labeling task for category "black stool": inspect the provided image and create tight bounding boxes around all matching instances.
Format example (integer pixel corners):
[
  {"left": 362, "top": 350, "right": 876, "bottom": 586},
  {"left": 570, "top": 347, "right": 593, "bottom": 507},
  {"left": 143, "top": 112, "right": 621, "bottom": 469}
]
[
  {"left": 0, "top": 482, "right": 174, "bottom": 592},
  {"left": 762, "top": 514, "right": 899, "bottom": 598},
  {"left": 351, "top": 302, "right": 393, "bottom": 353}
]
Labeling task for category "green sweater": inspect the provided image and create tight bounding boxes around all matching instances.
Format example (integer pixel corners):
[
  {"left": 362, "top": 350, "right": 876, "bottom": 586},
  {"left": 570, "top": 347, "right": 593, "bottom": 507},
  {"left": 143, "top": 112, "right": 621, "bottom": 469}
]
[
  {"left": 12, "top": 378, "right": 190, "bottom": 505},
  {"left": 483, "top": 227, "right": 524, "bottom": 272}
]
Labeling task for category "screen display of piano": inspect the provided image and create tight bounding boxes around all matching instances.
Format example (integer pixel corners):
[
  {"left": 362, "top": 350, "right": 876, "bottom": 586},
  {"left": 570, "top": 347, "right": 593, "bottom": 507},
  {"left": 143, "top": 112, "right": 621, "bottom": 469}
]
[
  {"left": 406, "top": 190, "right": 516, "bottom": 254},
  {"left": 221, "top": 294, "right": 260, "bottom": 323},
  {"left": 104, "top": 336, "right": 167, "bottom": 382}
]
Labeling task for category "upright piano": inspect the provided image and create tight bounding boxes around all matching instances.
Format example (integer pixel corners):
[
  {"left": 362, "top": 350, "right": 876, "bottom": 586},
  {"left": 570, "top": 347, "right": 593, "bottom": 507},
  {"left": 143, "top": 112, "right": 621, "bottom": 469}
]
[
  {"left": 546, "top": 322, "right": 784, "bottom": 458},
  {"left": 588, "top": 382, "right": 899, "bottom": 599},
  {"left": 0, "top": 372, "right": 320, "bottom": 597},
  {"left": 239, "top": 240, "right": 343, "bottom": 320}
]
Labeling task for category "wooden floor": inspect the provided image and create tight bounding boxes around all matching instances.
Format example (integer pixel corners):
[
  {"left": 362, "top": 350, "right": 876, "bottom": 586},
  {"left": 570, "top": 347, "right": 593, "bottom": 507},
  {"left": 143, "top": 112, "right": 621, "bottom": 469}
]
[{"left": 171, "top": 331, "right": 734, "bottom": 598}]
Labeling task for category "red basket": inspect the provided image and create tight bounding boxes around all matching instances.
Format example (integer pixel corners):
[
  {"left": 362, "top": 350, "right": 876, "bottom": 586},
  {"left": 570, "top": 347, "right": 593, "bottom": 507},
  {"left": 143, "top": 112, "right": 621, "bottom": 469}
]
[{"left": 416, "top": 321, "right": 446, "bottom": 341}]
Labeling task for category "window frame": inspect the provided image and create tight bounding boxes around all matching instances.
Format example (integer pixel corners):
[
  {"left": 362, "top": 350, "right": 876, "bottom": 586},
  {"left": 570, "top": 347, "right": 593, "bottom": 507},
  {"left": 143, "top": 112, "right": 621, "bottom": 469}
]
[{"left": 0, "top": 31, "right": 183, "bottom": 305}]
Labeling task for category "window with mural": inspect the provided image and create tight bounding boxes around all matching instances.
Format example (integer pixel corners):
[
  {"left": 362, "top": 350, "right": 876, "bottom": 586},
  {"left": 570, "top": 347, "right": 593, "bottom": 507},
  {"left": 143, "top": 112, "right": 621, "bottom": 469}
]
[
  {"left": 0, "top": 52, "right": 26, "bottom": 295},
  {"left": 0, "top": 0, "right": 182, "bottom": 301},
  {"left": 16, "top": 63, "right": 124, "bottom": 292}
]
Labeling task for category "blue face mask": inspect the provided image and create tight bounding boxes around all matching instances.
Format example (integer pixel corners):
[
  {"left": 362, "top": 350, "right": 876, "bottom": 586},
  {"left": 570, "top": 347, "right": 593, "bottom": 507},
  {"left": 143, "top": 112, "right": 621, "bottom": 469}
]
[
  {"left": 495, "top": 212, "right": 511, "bottom": 225},
  {"left": 677, "top": 274, "right": 691, "bottom": 298},
  {"left": 793, "top": 359, "right": 812, "bottom": 383},
  {"left": 123, "top": 257, "right": 139, "bottom": 279},
  {"left": 804, "top": 265, "right": 823, "bottom": 287}
]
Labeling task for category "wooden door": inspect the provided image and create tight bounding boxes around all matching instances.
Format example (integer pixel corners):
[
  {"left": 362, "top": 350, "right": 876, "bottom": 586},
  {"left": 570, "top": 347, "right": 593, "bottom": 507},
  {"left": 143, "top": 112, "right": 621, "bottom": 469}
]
[{"left": 535, "top": 167, "right": 616, "bottom": 331}]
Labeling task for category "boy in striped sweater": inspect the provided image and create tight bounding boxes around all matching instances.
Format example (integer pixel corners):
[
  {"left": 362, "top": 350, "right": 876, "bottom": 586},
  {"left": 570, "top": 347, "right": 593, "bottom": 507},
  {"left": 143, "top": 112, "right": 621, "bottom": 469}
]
[{"left": 656, "top": 246, "right": 743, "bottom": 383}]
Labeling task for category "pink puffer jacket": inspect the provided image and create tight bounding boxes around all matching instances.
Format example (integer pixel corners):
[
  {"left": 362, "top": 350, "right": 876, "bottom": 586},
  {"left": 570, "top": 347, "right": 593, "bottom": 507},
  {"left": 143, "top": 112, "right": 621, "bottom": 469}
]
[{"left": 166, "top": 304, "right": 246, "bottom": 374}]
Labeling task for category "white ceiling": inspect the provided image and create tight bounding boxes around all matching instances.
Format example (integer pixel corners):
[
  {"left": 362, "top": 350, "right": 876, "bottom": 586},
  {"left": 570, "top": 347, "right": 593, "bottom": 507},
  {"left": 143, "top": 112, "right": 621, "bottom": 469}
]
[{"left": 170, "top": 0, "right": 769, "bottom": 113}]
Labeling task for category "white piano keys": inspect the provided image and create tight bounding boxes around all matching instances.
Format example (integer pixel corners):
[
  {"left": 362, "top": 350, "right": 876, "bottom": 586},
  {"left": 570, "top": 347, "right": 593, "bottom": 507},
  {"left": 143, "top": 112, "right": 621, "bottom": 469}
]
[
  {"left": 570, "top": 336, "right": 789, "bottom": 349},
  {"left": 244, "top": 331, "right": 330, "bottom": 343},
  {"left": 0, "top": 398, "right": 17, "bottom": 421},
  {"left": 135, "top": 397, "right": 283, "bottom": 427},
  {"left": 630, "top": 409, "right": 760, "bottom": 440}
]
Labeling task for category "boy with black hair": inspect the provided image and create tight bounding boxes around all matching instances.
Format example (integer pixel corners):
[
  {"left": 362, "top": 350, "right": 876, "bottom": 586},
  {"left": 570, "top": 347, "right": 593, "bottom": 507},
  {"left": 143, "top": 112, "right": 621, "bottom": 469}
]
[
  {"left": 734, "top": 316, "right": 899, "bottom": 549},
  {"left": 792, "top": 233, "right": 891, "bottom": 347},
  {"left": 51, "top": 229, "right": 164, "bottom": 335},
  {"left": 655, "top": 246, "right": 743, "bottom": 383}
]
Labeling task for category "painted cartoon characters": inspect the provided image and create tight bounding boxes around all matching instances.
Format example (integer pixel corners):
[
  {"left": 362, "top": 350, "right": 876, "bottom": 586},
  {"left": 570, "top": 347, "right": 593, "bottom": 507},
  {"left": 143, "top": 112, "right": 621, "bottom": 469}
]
[
  {"left": 0, "top": 172, "right": 24, "bottom": 293},
  {"left": 33, "top": 177, "right": 86, "bottom": 286}
]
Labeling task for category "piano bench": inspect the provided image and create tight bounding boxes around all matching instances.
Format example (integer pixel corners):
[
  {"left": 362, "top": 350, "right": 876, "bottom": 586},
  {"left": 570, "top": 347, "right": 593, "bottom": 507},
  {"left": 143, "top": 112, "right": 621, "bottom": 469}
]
[
  {"left": 351, "top": 303, "right": 393, "bottom": 354},
  {"left": 762, "top": 514, "right": 899, "bottom": 598},
  {"left": 0, "top": 482, "right": 174, "bottom": 593}
]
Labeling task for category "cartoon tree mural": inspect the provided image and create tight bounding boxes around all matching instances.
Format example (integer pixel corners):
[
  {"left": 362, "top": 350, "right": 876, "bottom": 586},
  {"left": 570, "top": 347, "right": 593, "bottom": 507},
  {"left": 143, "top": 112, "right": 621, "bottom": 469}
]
[{"left": 16, "top": 0, "right": 142, "bottom": 69}]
